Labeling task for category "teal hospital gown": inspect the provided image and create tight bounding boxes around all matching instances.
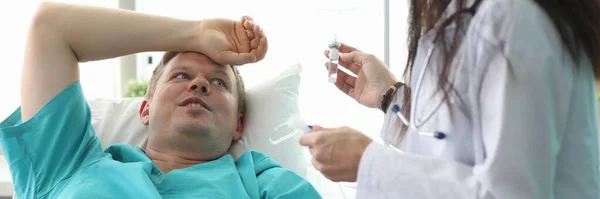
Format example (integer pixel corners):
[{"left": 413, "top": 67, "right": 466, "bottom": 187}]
[{"left": 0, "top": 81, "right": 321, "bottom": 199}]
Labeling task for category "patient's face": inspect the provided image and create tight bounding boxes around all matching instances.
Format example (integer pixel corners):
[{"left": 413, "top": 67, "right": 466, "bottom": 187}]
[{"left": 145, "top": 52, "right": 243, "bottom": 159}]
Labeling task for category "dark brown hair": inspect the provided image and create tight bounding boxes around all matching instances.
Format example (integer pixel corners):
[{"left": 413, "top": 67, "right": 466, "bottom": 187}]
[
  {"left": 399, "top": 0, "right": 600, "bottom": 138},
  {"left": 145, "top": 52, "right": 247, "bottom": 114}
]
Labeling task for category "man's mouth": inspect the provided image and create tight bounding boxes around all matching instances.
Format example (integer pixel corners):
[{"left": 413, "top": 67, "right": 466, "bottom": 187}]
[
  {"left": 179, "top": 96, "right": 211, "bottom": 111},
  {"left": 185, "top": 103, "right": 204, "bottom": 108}
]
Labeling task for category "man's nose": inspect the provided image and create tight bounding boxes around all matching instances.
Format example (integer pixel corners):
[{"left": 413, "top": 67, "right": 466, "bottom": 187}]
[{"left": 188, "top": 76, "right": 210, "bottom": 95}]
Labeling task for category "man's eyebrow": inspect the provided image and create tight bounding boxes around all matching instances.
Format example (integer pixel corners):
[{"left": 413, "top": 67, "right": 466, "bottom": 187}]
[{"left": 169, "top": 65, "right": 231, "bottom": 79}]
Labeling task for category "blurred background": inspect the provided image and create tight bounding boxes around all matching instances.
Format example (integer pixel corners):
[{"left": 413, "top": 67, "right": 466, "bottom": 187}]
[{"left": 0, "top": 0, "right": 410, "bottom": 198}]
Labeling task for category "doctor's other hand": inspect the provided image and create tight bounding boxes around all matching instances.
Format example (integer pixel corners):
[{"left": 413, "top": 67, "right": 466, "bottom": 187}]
[
  {"left": 196, "top": 16, "right": 268, "bottom": 66},
  {"left": 299, "top": 125, "right": 373, "bottom": 182},
  {"left": 324, "top": 43, "right": 397, "bottom": 109}
]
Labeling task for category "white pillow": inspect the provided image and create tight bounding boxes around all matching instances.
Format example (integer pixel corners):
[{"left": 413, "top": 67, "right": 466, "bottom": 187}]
[{"left": 88, "top": 63, "right": 307, "bottom": 177}]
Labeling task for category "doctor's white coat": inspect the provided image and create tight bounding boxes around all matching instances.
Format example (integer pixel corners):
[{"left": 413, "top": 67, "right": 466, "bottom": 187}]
[{"left": 356, "top": 0, "right": 600, "bottom": 198}]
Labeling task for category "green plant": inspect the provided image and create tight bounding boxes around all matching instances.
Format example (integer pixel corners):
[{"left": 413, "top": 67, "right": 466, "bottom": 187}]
[{"left": 124, "top": 79, "right": 149, "bottom": 98}]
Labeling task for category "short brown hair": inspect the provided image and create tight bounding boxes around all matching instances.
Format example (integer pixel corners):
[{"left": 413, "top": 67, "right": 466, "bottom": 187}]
[{"left": 145, "top": 51, "right": 246, "bottom": 114}]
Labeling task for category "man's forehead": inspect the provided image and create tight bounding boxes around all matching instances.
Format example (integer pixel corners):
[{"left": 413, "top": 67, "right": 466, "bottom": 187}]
[{"left": 166, "top": 52, "right": 232, "bottom": 74}]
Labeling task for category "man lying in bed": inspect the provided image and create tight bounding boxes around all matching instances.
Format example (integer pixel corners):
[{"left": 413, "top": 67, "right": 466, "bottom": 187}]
[{"left": 0, "top": 2, "right": 320, "bottom": 199}]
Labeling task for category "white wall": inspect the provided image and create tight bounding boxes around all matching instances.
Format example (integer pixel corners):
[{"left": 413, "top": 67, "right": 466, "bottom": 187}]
[
  {"left": 0, "top": 1, "right": 36, "bottom": 120},
  {"left": 0, "top": 0, "right": 120, "bottom": 121}
]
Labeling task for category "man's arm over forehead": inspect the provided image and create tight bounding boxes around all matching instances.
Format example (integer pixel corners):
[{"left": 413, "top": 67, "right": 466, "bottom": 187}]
[{"left": 21, "top": 2, "right": 200, "bottom": 122}]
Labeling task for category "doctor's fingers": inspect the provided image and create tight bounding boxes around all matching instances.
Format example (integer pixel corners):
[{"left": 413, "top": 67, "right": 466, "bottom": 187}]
[
  {"left": 302, "top": 134, "right": 338, "bottom": 164},
  {"left": 340, "top": 52, "right": 389, "bottom": 75},
  {"left": 323, "top": 51, "right": 353, "bottom": 68},
  {"left": 336, "top": 81, "right": 355, "bottom": 97},
  {"left": 323, "top": 43, "right": 361, "bottom": 68},
  {"left": 324, "top": 43, "right": 360, "bottom": 55},
  {"left": 326, "top": 63, "right": 356, "bottom": 86},
  {"left": 300, "top": 129, "right": 334, "bottom": 146},
  {"left": 300, "top": 130, "right": 329, "bottom": 147},
  {"left": 339, "top": 51, "right": 377, "bottom": 67},
  {"left": 308, "top": 148, "right": 337, "bottom": 170},
  {"left": 299, "top": 132, "right": 319, "bottom": 147}
]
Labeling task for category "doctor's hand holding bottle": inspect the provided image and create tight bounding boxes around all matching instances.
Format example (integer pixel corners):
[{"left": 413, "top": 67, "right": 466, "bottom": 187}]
[
  {"left": 300, "top": 43, "right": 400, "bottom": 182},
  {"left": 323, "top": 43, "right": 398, "bottom": 109}
]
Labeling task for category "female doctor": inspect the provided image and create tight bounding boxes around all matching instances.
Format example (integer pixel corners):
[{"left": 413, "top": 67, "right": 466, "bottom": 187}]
[{"left": 300, "top": 0, "right": 600, "bottom": 198}]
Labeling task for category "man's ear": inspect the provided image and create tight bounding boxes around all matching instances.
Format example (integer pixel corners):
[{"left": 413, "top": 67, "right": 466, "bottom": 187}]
[
  {"left": 233, "top": 114, "right": 244, "bottom": 141},
  {"left": 140, "top": 99, "right": 150, "bottom": 126}
]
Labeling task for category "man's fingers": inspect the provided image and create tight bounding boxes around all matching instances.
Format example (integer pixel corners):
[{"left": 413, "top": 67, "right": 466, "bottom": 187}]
[
  {"left": 247, "top": 31, "right": 267, "bottom": 62},
  {"left": 252, "top": 23, "right": 261, "bottom": 38},
  {"left": 250, "top": 24, "right": 264, "bottom": 47},
  {"left": 241, "top": 15, "right": 267, "bottom": 62},
  {"left": 242, "top": 16, "right": 255, "bottom": 29},
  {"left": 246, "top": 29, "right": 255, "bottom": 39},
  {"left": 243, "top": 15, "right": 254, "bottom": 21},
  {"left": 242, "top": 16, "right": 256, "bottom": 41},
  {"left": 254, "top": 37, "right": 268, "bottom": 61}
]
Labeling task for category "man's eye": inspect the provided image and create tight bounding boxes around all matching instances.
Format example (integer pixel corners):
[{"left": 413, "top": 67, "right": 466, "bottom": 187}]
[
  {"left": 212, "top": 79, "right": 227, "bottom": 88},
  {"left": 175, "top": 73, "right": 190, "bottom": 80}
]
